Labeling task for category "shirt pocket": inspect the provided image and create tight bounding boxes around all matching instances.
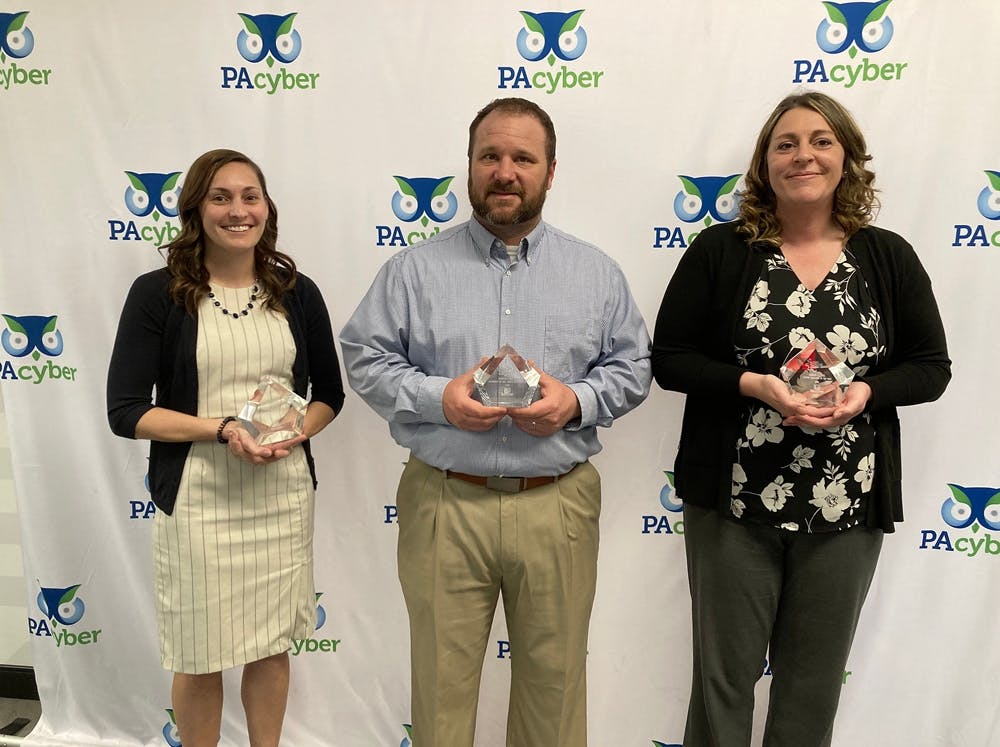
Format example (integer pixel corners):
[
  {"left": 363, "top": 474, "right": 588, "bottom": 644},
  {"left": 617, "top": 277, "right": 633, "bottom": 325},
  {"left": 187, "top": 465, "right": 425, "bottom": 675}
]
[{"left": 543, "top": 315, "right": 600, "bottom": 381}]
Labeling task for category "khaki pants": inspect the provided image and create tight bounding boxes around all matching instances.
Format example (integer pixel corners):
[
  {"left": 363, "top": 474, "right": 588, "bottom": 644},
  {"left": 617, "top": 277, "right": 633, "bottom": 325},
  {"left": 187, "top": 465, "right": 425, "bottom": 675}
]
[{"left": 396, "top": 456, "right": 601, "bottom": 747}]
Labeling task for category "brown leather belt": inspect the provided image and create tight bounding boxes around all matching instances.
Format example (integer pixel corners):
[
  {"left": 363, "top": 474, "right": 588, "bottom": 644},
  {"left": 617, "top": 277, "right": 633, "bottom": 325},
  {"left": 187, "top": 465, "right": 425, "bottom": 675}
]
[{"left": 444, "top": 470, "right": 565, "bottom": 493}]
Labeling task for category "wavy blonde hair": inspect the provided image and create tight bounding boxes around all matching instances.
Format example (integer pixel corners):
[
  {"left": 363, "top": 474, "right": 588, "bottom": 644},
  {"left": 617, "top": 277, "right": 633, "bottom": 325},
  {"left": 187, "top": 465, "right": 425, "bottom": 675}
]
[
  {"left": 163, "top": 149, "right": 297, "bottom": 315},
  {"left": 738, "top": 91, "right": 879, "bottom": 247}
]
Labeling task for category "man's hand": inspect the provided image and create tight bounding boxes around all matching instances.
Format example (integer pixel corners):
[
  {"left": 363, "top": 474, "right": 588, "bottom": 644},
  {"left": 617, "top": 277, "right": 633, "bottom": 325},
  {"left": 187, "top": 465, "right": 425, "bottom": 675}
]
[
  {"left": 507, "top": 364, "right": 581, "bottom": 437},
  {"left": 443, "top": 360, "right": 508, "bottom": 432}
]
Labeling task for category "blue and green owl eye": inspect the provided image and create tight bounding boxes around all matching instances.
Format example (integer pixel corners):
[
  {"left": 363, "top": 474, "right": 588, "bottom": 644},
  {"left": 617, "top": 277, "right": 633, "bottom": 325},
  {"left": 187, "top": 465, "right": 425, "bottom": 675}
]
[
  {"left": 977, "top": 170, "right": 1000, "bottom": 220},
  {"left": 516, "top": 10, "right": 587, "bottom": 62},
  {"left": 237, "top": 13, "right": 302, "bottom": 64},
  {"left": 2, "top": 314, "right": 63, "bottom": 359},
  {"left": 941, "top": 484, "right": 1000, "bottom": 531},
  {"left": 817, "top": 1, "right": 894, "bottom": 55},
  {"left": 391, "top": 176, "right": 458, "bottom": 225},
  {"left": 124, "top": 172, "right": 182, "bottom": 218},
  {"left": 38, "top": 585, "right": 85, "bottom": 625},
  {"left": 0, "top": 11, "right": 34, "bottom": 59},
  {"left": 673, "top": 175, "right": 741, "bottom": 224}
]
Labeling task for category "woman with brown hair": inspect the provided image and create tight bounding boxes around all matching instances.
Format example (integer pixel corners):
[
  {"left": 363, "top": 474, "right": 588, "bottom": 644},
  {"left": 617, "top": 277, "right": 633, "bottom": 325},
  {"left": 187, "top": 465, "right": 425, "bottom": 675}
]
[
  {"left": 652, "top": 93, "right": 950, "bottom": 745},
  {"left": 108, "top": 149, "right": 344, "bottom": 746}
]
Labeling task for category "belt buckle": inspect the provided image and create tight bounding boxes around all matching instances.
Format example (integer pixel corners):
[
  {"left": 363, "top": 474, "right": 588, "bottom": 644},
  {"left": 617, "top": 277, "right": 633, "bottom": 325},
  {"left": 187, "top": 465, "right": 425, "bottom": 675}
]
[{"left": 485, "top": 476, "right": 522, "bottom": 493}]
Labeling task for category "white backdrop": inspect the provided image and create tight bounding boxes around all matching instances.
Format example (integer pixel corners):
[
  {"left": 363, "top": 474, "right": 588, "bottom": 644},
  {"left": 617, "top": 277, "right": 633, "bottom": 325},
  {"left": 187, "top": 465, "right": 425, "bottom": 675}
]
[{"left": 1, "top": 2, "right": 997, "bottom": 745}]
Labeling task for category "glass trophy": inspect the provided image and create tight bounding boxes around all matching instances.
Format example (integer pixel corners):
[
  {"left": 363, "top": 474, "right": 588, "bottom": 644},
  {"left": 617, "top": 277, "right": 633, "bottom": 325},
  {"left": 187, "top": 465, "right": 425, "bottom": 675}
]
[
  {"left": 779, "top": 339, "right": 855, "bottom": 407},
  {"left": 473, "top": 344, "right": 541, "bottom": 407},
  {"left": 237, "top": 376, "right": 308, "bottom": 445}
]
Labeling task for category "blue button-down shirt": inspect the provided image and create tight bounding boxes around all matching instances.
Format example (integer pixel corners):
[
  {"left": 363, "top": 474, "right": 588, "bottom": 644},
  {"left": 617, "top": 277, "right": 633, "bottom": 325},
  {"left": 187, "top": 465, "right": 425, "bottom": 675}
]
[{"left": 340, "top": 219, "right": 651, "bottom": 476}]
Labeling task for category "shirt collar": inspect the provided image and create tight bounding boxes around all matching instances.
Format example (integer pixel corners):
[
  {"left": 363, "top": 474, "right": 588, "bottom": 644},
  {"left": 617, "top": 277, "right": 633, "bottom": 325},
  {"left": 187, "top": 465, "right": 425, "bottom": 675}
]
[{"left": 468, "top": 217, "right": 546, "bottom": 266}]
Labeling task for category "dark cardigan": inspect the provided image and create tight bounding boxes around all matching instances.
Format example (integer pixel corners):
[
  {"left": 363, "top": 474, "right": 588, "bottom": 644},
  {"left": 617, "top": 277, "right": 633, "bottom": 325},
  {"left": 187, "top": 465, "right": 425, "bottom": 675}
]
[
  {"left": 107, "top": 267, "right": 345, "bottom": 515},
  {"left": 652, "top": 221, "right": 951, "bottom": 533}
]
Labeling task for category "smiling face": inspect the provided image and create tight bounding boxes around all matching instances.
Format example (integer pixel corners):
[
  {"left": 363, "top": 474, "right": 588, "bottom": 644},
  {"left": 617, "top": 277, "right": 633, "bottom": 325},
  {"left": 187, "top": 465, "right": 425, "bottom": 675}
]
[
  {"left": 199, "top": 161, "right": 269, "bottom": 261},
  {"left": 467, "top": 110, "right": 556, "bottom": 243},
  {"left": 766, "top": 107, "right": 845, "bottom": 215}
]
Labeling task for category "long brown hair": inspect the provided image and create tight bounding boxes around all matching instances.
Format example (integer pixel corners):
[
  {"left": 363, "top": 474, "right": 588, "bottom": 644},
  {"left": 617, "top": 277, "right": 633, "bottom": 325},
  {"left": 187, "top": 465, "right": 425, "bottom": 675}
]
[
  {"left": 738, "top": 91, "right": 879, "bottom": 247},
  {"left": 163, "top": 149, "right": 297, "bottom": 314}
]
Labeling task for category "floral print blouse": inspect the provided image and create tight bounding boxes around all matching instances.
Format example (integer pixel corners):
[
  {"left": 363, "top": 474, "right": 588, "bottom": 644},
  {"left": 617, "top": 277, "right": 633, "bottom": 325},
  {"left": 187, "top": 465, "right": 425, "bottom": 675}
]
[{"left": 730, "top": 247, "right": 885, "bottom": 533}]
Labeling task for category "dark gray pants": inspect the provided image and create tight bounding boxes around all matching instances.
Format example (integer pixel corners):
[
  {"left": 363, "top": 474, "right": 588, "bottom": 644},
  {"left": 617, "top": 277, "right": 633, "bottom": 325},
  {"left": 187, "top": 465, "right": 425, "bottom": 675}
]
[{"left": 682, "top": 504, "right": 883, "bottom": 747}]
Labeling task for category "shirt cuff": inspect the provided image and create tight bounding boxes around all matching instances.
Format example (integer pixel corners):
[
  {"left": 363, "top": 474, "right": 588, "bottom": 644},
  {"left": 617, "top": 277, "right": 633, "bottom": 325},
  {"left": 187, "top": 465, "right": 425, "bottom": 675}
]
[
  {"left": 416, "top": 375, "right": 451, "bottom": 424},
  {"left": 566, "top": 382, "right": 597, "bottom": 430}
]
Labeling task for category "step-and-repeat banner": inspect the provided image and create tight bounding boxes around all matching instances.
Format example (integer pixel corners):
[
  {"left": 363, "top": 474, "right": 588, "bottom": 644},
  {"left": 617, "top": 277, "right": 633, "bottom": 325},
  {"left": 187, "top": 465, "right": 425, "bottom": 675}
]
[{"left": 1, "top": 2, "right": 996, "bottom": 745}]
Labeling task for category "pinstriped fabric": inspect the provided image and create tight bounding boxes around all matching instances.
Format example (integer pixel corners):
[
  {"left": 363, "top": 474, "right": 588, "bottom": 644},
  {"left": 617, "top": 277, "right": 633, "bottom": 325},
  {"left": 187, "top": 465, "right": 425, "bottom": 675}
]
[{"left": 152, "top": 287, "right": 315, "bottom": 674}]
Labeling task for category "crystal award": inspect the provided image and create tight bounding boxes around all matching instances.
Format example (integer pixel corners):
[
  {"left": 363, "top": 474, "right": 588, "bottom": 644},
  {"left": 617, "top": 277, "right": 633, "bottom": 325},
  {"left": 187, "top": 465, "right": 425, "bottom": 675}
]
[
  {"left": 779, "top": 339, "right": 855, "bottom": 407},
  {"left": 237, "top": 376, "right": 308, "bottom": 445},
  {"left": 473, "top": 344, "right": 541, "bottom": 408}
]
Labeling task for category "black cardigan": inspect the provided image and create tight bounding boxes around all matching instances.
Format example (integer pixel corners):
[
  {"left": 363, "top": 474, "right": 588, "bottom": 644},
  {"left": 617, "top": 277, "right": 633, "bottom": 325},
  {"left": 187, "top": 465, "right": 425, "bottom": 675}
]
[
  {"left": 652, "top": 221, "right": 950, "bottom": 532},
  {"left": 107, "top": 268, "right": 345, "bottom": 515}
]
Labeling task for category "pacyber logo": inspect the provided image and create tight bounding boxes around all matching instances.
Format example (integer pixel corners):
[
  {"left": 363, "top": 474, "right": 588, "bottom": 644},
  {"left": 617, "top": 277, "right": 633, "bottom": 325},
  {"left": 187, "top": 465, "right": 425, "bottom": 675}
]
[
  {"left": 221, "top": 12, "right": 319, "bottom": 94},
  {"left": 397, "top": 723, "right": 413, "bottom": 747},
  {"left": 919, "top": 484, "right": 1000, "bottom": 557},
  {"left": 0, "top": 313, "right": 78, "bottom": 385},
  {"left": 128, "top": 469, "right": 156, "bottom": 520},
  {"left": 290, "top": 592, "right": 341, "bottom": 655},
  {"left": 28, "top": 583, "right": 103, "bottom": 648},
  {"left": 651, "top": 741, "right": 683, "bottom": 747},
  {"left": 642, "top": 470, "right": 684, "bottom": 535},
  {"left": 375, "top": 176, "right": 459, "bottom": 248},
  {"left": 0, "top": 11, "right": 51, "bottom": 90},
  {"left": 952, "top": 170, "right": 1000, "bottom": 248},
  {"left": 792, "top": 1, "right": 908, "bottom": 88},
  {"left": 108, "top": 170, "right": 183, "bottom": 249},
  {"left": 161, "top": 708, "right": 180, "bottom": 747},
  {"left": 653, "top": 174, "right": 741, "bottom": 249},
  {"left": 497, "top": 10, "right": 605, "bottom": 94}
]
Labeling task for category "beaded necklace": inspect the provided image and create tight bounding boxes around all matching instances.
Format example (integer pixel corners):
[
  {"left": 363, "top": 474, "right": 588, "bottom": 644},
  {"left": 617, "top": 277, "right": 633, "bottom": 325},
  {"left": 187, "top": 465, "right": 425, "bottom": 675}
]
[{"left": 208, "top": 283, "right": 259, "bottom": 319}]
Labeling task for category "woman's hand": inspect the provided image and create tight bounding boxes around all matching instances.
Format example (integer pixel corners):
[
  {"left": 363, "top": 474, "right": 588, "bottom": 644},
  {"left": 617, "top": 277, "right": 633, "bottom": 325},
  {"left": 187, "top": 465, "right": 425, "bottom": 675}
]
[
  {"left": 739, "top": 371, "right": 829, "bottom": 419},
  {"left": 782, "top": 380, "right": 872, "bottom": 428},
  {"left": 221, "top": 420, "right": 306, "bottom": 464}
]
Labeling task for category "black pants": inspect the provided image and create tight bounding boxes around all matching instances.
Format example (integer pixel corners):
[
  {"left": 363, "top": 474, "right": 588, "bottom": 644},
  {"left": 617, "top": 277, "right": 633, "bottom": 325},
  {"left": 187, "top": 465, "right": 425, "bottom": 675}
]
[{"left": 682, "top": 503, "right": 883, "bottom": 747}]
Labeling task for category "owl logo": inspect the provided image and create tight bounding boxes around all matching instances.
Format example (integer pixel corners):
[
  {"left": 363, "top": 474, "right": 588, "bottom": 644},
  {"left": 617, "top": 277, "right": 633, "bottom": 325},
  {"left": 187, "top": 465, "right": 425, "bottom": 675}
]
[
  {"left": 400, "top": 724, "right": 413, "bottom": 747},
  {"left": 315, "top": 592, "right": 327, "bottom": 630},
  {"left": 237, "top": 12, "right": 302, "bottom": 66},
  {"left": 977, "top": 170, "right": 1000, "bottom": 220},
  {"left": 124, "top": 171, "right": 182, "bottom": 220},
  {"left": 161, "top": 709, "right": 181, "bottom": 747},
  {"left": 673, "top": 174, "right": 741, "bottom": 227},
  {"left": 37, "top": 584, "right": 85, "bottom": 626},
  {"left": 516, "top": 10, "right": 587, "bottom": 65},
  {"left": 0, "top": 11, "right": 33, "bottom": 61},
  {"left": 941, "top": 484, "right": 1000, "bottom": 532},
  {"left": 659, "top": 470, "right": 681, "bottom": 512},
  {"left": 1, "top": 314, "right": 63, "bottom": 361},
  {"left": 391, "top": 176, "right": 459, "bottom": 227},
  {"left": 816, "top": 0, "right": 894, "bottom": 57}
]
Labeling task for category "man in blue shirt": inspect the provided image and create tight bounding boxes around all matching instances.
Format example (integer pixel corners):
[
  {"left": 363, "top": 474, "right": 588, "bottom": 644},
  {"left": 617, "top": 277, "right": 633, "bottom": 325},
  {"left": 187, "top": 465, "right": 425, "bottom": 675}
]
[{"left": 340, "top": 97, "right": 651, "bottom": 746}]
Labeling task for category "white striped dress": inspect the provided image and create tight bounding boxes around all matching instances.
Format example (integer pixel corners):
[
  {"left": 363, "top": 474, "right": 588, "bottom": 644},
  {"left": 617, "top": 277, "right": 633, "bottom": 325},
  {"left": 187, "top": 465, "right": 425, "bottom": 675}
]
[{"left": 152, "top": 285, "right": 316, "bottom": 674}]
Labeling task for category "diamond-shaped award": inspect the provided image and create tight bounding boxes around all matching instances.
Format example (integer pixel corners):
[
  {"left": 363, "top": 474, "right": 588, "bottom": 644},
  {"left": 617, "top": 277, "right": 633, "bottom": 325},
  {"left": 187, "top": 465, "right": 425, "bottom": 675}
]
[
  {"left": 780, "top": 339, "right": 855, "bottom": 407},
  {"left": 473, "top": 344, "right": 541, "bottom": 407},
  {"left": 237, "top": 376, "right": 308, "bottom": 445}
]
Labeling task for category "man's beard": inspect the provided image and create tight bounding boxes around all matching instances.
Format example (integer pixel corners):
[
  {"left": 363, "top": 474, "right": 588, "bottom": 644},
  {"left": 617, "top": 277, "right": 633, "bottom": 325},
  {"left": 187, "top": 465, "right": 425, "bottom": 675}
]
[{"left": 468, "top": 177, "right": 546, "bottom": 227}]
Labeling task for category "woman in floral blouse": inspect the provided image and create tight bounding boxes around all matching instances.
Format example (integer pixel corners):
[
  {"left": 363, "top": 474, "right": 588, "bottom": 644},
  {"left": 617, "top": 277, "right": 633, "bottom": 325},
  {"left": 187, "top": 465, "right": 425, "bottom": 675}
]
[{"left": 652, "top": 91, "right": 950, "bottom": 745}]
